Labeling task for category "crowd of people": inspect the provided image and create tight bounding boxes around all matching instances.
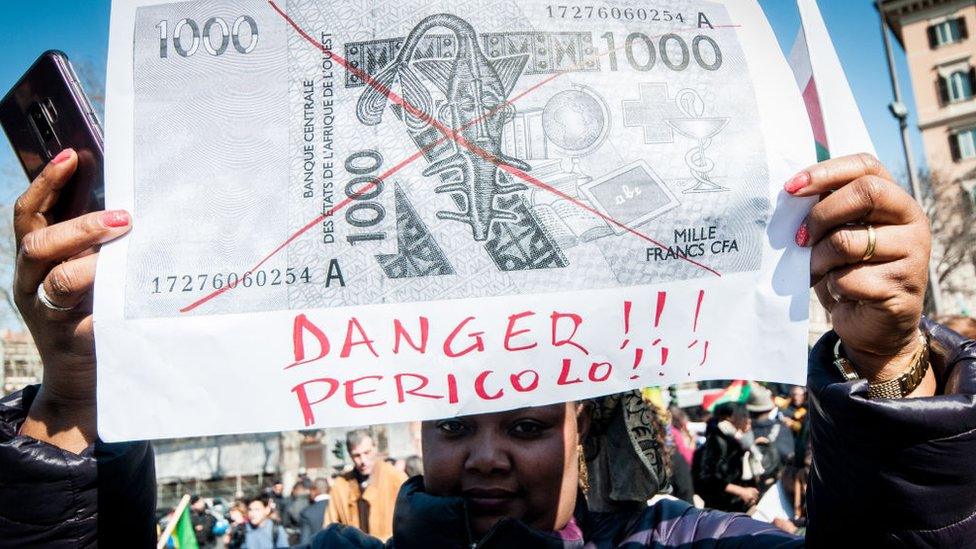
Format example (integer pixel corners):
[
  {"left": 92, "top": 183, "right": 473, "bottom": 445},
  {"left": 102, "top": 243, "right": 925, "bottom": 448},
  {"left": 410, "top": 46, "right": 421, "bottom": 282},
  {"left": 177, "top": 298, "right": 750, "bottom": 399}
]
[
  {"left": 2, "top": 150, "right": 976, "bottom": 547},
  {"left": 170, "top": 381, "right": 821, "bottom": 547},
  {"left": 165, "top": 429, "right": 423, "bottom": 548}
]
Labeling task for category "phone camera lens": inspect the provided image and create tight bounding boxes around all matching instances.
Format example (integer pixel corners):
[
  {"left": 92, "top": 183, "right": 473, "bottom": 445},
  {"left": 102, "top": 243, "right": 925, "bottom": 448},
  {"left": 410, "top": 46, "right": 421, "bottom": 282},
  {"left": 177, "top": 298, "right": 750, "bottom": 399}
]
[
  {"left": 43, "top": 98, "right": 58, "bottom": 121},
  {"left": 27, "top": 99, "right": 61, "bottom": 152}
]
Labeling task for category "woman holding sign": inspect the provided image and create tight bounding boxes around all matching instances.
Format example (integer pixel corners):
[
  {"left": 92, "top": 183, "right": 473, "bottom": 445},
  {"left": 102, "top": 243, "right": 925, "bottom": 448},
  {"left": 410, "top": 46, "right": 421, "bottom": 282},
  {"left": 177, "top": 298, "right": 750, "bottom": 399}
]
[{"left": 1, "top": 151, "right": 975, "bottom": 546}]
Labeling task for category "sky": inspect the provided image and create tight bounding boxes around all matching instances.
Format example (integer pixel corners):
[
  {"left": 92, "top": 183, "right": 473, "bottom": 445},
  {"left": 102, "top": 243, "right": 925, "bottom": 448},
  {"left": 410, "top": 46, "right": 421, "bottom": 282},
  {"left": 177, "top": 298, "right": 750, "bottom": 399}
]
[{"left": 0, "top": 0, "right": 927, "bottom": 327}]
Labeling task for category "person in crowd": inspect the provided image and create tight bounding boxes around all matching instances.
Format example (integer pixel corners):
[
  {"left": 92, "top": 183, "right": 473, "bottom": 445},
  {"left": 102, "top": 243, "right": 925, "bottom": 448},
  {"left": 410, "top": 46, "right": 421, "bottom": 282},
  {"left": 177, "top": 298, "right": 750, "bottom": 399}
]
[
  {"left": 235, "top": 494, "right": 288, "bottom": 549},
  {"left": 267, "top": 480, "right": 286, "bottom": 522},
  {"left": 778, "top": 386, "right": 809, "bottom": 466},
  {"left": 1, "top": 151, "right": 975, "bottom": 546},
  {"left": 938, "top": 314, "right": 976, "bottom": 339},
  {"left": 392, "top": 458, "right": 407, "bottom": 475},
  {"left": 668, "top": 405, "right": 695, "bottom": 465},
  {"left": 666, "top": 405, "right": 696, "bottom": 504},
  {"left": 746, "top": 384, "right": 793, "bottom": 476},
  {"left": 777, "top": 386, "right": 807, "bottom": 434},
  {"left": 324, "top": 429, "right": 408, "bottom": 539},
  {"left": 283, "top": 478, "right": 312, "bottom": 544},
  {"left": 403, "top": 455, "right": 424, "bottom": 478},
  {"left": 691, "top": 402, "right": 760, "bottom": 512},
  {"left": 299, "top": 478, "right": 331, "bottom": 543},
  {"left": 189, "top": 495, "right": 217, "bottom": 548},
  {"left": 222, "top": 500, "right": 249, "bottom": 548}
]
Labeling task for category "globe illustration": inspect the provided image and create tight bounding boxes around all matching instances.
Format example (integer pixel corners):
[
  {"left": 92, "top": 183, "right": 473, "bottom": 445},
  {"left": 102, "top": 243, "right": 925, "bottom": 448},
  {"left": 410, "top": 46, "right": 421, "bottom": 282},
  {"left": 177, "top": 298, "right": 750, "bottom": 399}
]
[{"left": 541, "top": 88, "right": 608, "bottom": 154}]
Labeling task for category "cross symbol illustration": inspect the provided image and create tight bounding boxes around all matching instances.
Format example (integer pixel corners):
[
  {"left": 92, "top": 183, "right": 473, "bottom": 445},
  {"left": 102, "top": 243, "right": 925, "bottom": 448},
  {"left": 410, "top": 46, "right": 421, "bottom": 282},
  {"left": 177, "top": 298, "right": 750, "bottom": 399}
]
[{"left": 621, "top": 82, "right": 685, "bottom": 144}]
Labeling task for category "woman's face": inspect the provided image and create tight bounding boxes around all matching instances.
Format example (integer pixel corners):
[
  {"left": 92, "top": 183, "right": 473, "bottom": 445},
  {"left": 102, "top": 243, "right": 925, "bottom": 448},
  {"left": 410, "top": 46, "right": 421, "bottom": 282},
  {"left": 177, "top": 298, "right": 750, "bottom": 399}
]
[{"left": 421, "top": 402, "right": 586, "bottom": 538}]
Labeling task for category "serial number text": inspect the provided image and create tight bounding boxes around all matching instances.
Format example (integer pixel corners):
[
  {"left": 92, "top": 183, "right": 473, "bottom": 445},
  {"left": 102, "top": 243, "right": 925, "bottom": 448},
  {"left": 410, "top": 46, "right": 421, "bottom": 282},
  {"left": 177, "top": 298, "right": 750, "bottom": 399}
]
[
  {"left": 151, "top": 268, "right": 312, "bottom": 294},
  {"left": 545, "top": 5, "right": 686, "bottom": 22}
]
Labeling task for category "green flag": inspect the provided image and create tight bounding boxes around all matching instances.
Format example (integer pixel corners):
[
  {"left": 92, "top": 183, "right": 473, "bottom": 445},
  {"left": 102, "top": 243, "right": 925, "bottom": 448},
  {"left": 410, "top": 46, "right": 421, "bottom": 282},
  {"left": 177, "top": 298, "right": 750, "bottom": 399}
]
[{"left": 171, "top": 504, "right": 199, "bottom": 549}]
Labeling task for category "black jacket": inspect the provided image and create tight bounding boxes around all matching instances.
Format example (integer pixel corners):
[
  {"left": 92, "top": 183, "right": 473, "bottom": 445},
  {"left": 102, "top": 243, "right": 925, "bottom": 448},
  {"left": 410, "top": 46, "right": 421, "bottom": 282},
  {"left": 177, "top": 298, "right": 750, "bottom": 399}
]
[
  {"left": 805, "top": 318, "right": 976, "bottom": 545},
  {"left": 300, "top": 499, "right": 328, "bottom": 543},
  {"left": 2, "top": 319, "right": 975, "bottom": 546},
  {"left": 691, "top": 420, "right": 748, "bottom": 512},
  {"left": 0, "top": 384, "right": 156, "bottom": 548},
  {"left": 306, "top": 475, "right": 800, "bottom": 548}
]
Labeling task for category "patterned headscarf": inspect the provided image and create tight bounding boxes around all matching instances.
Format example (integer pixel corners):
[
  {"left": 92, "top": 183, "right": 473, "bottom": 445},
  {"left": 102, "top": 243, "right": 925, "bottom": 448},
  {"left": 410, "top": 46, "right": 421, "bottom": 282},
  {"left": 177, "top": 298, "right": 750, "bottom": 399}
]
[{"left": 582, "top": 390, "right": 671, "bottom": 513}]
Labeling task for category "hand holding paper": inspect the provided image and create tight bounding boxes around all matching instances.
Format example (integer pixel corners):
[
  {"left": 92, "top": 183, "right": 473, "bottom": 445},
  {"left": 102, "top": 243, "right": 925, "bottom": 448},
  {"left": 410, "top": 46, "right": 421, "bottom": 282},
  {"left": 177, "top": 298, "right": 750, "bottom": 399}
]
[
  {"left": 78, "top": 0, "right": 936, "bottom": 441},
  {"left": 93, "top": 0, "right": 822, "bottom": 440},
  {"left": 789, "top": 153, "right": 932, "bottom": 393}
]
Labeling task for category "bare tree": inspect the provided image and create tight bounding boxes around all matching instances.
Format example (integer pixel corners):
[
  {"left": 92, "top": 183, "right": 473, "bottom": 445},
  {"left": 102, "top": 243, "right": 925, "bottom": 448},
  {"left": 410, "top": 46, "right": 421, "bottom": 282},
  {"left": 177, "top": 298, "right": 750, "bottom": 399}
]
[
  {"left": 72, "top": 57, "right": 106, "bottom": 121},
  {"left": 923, "top": 169, "right": 976, "bottom": 303},
  {"left": 0, "top": 204, "right": 23, "bottom": 329}
]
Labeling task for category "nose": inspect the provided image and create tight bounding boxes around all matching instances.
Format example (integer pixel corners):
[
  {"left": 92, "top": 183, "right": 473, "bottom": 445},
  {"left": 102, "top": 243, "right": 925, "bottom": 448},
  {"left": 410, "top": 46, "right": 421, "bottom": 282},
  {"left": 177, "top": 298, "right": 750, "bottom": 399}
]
[{"left": 464, "top": 431, "right": 512, "bottom": 476}]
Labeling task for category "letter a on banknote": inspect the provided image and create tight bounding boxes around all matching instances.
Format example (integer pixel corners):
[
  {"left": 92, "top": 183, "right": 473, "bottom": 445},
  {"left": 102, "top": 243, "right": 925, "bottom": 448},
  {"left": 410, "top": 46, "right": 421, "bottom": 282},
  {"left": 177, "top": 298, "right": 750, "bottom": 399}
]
[{"left": 97, "top": 0, "right": 824, "bottom": 440}]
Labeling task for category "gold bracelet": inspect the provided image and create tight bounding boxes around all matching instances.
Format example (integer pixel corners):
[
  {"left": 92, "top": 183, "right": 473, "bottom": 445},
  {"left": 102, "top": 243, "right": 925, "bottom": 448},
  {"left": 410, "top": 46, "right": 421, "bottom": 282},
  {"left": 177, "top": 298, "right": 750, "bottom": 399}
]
[{"left": 832, "top": 333, "right": 930, "bottom": 399}]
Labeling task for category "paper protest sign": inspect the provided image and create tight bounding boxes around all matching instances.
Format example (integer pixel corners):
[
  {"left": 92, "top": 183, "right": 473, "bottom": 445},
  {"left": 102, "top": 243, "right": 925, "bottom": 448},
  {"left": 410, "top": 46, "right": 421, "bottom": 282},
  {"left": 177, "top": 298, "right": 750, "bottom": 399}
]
[{"left": 96, "top": 0, "right": 818, "bottom": 440}]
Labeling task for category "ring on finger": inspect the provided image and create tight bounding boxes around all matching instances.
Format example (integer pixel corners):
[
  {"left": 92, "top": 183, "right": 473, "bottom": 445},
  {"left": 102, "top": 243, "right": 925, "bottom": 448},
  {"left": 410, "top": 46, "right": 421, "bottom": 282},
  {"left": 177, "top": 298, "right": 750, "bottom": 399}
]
[
  {"left": 37, "top": 283, "right": 75, "bottom": 312},
  {"left": 861, "top": 224, "right": 877, "bottom": 262}
]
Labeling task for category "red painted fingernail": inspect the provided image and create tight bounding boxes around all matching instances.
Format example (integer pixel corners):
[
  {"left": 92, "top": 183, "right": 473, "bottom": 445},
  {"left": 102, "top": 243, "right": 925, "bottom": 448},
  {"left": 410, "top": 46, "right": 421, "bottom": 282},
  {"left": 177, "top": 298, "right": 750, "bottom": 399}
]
[
  {"left": 784, "top": 172, "right": 810, "bottom": 194},
  {"left": 51, "top": 148, "right": 74, "bottom": 165},
  {"left": 795, "top": 223, "right": 810, "bottom": 247},
  {"left": 102, "top": 210, "right": 131, "bottom": 228}
]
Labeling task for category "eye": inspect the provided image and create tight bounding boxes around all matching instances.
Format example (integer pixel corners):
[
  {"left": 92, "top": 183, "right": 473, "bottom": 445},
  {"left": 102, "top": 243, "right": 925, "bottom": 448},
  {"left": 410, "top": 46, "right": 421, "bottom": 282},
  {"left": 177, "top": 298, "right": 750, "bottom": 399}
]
[
  {"left": 508, "top": 419, "right": 548, "bottom": 438},
  {"left": 436, "top": 419, "right": 469, "bottom": 436}
]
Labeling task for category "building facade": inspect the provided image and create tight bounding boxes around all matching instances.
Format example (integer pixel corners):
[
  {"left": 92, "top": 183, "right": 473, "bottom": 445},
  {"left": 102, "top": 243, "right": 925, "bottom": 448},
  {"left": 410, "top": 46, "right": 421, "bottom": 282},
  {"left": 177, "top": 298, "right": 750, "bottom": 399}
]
[
  {"left": 1, "top": 329, "right": 43, "bottom": 395},
  {"left": 885, "top": 0, "right": 976, "bottom": 180},
  {"left": 882, "top": 0, "right": 976, "bottom": 315}
]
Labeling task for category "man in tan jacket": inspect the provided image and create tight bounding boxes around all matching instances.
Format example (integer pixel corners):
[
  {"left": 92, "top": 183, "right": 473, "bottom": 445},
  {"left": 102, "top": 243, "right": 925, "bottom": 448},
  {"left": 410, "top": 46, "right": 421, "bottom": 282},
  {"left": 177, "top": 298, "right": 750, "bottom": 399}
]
[{"left": 323, "top": 429, "right": 407, "bottom": 540}]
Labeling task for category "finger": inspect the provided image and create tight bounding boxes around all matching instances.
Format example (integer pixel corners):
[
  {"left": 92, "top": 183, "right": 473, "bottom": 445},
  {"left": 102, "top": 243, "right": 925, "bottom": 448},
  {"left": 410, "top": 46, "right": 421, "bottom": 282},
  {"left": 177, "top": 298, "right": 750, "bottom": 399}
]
[
  {"left": 13, "top": 148, "right": 78, "bottom": 247},
  {"left": 16, "top": 210, "right": 131, "bottom": 294},
  {"left": 814, "top": 280, "right": 838, "bottom": 314},
  {"left": 824, "top": 262, "right": 924, "bottom": 304},
  {"left": 67, "top": 246, "right": 99, "bottom": 262},
  {"left": 784, "top": 153, "right": 893, "bottom": 198},
  {"left": 810, "top": 224, "right": 913, "bottom": 285},
  {"left": 39, "top": 253, "right": 98, "bottom": 311},
  {"left": 799, "top": 176, "right": 922, "bottom": 245}
]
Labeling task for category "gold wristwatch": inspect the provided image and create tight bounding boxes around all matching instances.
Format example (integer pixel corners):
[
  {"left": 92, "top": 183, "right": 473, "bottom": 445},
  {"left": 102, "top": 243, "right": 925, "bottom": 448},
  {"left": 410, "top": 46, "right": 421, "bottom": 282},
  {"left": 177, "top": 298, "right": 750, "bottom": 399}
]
[{"left": 833, "top": 334, "right": 930, "bottom": 399}]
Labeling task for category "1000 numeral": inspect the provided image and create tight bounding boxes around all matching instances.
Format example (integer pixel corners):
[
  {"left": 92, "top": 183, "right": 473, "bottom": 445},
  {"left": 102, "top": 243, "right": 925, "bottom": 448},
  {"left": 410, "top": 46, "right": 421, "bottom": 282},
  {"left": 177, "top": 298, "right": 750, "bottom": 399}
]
[
  {"left": 602, "top": 31, "right": 722, "bottom": 72},
  {"left": 156, "top": 15, "right": 258, "bottom": 58}
]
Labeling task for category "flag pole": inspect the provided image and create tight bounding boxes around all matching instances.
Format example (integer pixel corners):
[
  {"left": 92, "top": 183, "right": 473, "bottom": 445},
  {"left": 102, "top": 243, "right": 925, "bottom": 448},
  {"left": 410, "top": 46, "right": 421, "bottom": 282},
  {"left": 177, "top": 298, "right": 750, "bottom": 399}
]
[
  {"left": 157, "top": 494, "right": 192, "bottom": 549},
  {"left": 875, "top": 0, "right": 943, "bottom": 314}
]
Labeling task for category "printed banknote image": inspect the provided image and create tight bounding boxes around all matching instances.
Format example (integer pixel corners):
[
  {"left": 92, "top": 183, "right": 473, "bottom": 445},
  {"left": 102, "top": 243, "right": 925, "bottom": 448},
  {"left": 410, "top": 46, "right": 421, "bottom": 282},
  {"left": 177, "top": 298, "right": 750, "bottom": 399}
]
[{"left": 126, "top": 0, "right": 769, "bottom": 318}]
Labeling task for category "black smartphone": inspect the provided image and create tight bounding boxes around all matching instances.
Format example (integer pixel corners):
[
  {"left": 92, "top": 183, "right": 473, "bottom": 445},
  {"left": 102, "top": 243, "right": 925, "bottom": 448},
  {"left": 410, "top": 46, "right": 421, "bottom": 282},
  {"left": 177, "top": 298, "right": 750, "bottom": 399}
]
[{"left": 0, "top": 50, "right": 104, "bottom": 222}]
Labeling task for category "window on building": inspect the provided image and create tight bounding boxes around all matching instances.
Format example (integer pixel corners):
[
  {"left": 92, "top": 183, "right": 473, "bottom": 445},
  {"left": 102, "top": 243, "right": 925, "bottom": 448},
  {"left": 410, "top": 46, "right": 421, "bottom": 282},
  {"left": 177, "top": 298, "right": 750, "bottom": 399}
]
[
  {"left": 950, "top": 70, "right": 975, "bottom": 102},
  {"left": 950, "top": 128, "right": 976, "bottom": 162},
  {"left": 938, "top": 68, "right": 976, "bottom": 105},
  {"left": 928, "top": 17, "right": 969, "bottom": 48}
]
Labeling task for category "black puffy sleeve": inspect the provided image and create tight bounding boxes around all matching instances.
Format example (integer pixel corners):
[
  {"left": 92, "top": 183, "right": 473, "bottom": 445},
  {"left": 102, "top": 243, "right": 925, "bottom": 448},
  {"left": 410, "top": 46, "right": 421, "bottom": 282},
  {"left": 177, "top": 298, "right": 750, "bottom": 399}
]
[
  {"left": 0, "top": 385, "right": 157, "bottom": 547},
  {"left": 806, "top": 318, "right": 976, "bottom": 544}
]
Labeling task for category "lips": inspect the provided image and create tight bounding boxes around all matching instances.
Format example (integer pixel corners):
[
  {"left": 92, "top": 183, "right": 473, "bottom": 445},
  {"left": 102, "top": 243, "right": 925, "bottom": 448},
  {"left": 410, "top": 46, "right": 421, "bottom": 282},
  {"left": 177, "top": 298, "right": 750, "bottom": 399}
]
[{"left": 463, "top": 487, "right": 518, "bottom": 514}]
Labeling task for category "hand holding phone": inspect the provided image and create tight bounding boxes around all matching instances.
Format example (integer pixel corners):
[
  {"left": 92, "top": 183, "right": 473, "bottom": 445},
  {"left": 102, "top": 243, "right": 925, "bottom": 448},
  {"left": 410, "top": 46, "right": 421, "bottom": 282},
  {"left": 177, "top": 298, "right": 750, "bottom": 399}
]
[
  {"left": 1, "top": 51, "right": 124, "bottom": 454},
  {"left": 1, "top": 50, "right": 104, "bottom": 222}
]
